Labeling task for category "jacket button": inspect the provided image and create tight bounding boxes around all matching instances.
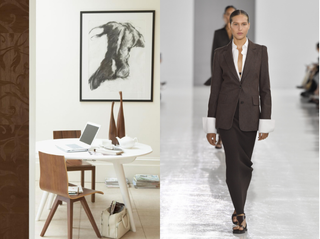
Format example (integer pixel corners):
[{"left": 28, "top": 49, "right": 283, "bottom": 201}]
[
  {"left": 241, "top": 101, "right": 244, "bottom": 104},
  {"left": 239, "top": 85, "right": 242, "bottom": 88}
]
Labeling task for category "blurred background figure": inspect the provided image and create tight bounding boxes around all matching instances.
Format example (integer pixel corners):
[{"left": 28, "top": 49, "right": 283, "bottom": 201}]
[
  {"left": 160, "top": 53, "right": 167, "bottom": 100},
  {"left": 160, "top": 53, "right": 167, "bottom": 88},
  {"left": 298, "top": 42, "right": 319, "bottom": 107},
  {"left": 204, "top": 5, "right": 236, "bottom": 149},
  {"left": 204, "top": 5, "right": 236, "bottom": 86}
]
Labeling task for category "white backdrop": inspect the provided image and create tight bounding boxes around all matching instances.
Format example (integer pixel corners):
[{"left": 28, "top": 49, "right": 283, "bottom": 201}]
[
  {"left": 160, "top": 0, "right": 194, "bottom": 88},
  {"left": 256, "top": 0, "right": 319, "bottom": 89},
  {"left": 161, "top": 0, "right": 319, "bottom": 89}
]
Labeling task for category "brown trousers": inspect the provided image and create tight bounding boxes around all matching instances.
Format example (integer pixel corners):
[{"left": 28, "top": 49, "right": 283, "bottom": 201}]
[{"left": 219, "top": 102, "right": 257, "bottom": 215}]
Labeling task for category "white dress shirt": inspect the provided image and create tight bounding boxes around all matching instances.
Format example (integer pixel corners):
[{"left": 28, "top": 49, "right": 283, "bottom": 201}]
[{"left": 232, "top": 38, "right": 248, "bottom": 80}]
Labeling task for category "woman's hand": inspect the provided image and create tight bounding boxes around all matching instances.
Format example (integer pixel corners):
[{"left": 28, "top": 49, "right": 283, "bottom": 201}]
[
  {"left": 206, "top": 133, "right": 217, "bottom": 146},
  {"left": 258, "top": 133, "right": 269, "bottom": 141}
]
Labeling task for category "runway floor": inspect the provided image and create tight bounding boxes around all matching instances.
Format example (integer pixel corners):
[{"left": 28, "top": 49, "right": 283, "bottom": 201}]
[{"left": 160, "top": 86, "right": 319, "bottom": 239}]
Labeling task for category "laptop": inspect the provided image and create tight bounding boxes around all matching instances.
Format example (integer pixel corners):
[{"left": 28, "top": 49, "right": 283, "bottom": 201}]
[{"left": 56, "top": 122, "right": 100, "bottom": 152}]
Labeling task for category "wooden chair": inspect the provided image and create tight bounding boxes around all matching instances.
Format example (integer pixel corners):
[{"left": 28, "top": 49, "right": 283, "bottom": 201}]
[
  {"left": 53, "top": 130, "right": 96, "bottom": 202},
  {"left": 39, "top": 151, "right": 103, "bottom": 239}
]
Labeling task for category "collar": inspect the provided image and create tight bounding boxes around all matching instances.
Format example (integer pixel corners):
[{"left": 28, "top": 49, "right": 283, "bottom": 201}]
[{"left": 232, "top": 38, "right": 248, "bottom": 54}]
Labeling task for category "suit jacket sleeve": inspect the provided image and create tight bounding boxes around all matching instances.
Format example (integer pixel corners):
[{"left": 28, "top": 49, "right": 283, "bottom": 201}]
[
  {"left": 259, "top": 46, "right": 271, "bottom": 119},
  {"left": 203, "top": 50, "right": 222, "bottom": 134},
  {"left": 208, "top": 50, "right": 223, "bottom": 118},
  {"left": 258, "top": 46, "right": 275, "bottom": 133}
]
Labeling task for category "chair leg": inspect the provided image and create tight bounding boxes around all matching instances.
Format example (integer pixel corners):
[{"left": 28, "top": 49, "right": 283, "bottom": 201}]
[
  {"left": 80, "top": 197, "right": 101, "bottom": 238},
  {"left": 91, "top": 168, "right": 95, "bottom": 203},
  {"left": 67, "top": 198, "right": 73, "bottom": 239},
  {"left": 40, "top": 196, "right": 61, "bottom": 237},
  {"left": 81, "top": 170, "right": 85, "bottom": 188}
]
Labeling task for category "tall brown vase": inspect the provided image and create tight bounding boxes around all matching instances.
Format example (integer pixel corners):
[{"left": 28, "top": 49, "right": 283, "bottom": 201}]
[
  {"left": 109, "top": 102, "right": 118, "bottom": 145},
  {"left": 117, "top": 91, "right": 125, "bottom": 139}
]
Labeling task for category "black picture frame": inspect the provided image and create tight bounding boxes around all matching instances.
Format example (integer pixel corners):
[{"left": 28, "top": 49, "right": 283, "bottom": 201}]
[{"left": 80, "top": 10, "right": 155, "bottom": 102}]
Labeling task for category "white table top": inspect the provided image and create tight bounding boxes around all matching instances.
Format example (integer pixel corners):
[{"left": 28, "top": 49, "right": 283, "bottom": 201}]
[{"left": 36, "top": 138, "right": 153, "bottom": 164}]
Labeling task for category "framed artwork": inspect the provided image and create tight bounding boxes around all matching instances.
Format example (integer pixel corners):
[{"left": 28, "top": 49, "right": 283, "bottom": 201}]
[{"left": 80, "top": 11, "right": 155, "bottom": 101}]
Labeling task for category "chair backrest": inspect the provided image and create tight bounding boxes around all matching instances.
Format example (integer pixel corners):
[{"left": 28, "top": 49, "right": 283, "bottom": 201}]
[
  {"left": 53, "top": 130, "right": 81, "bottom": 139},
  {"left": 39, "top": 151, "right": 69, "bottom": 198}
]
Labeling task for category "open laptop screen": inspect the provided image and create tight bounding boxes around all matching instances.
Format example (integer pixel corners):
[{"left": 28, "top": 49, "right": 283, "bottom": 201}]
[{"left": 79, "top": 123, "right": 100, "bottom": 145}]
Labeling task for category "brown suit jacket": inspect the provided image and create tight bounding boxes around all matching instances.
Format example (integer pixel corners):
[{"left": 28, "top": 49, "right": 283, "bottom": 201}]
[{"left": 207, "top": 40, "right": 272, "bottom": 131}]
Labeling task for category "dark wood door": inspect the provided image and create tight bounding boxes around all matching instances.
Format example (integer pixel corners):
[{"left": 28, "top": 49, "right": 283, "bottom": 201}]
[{"left": 0, "top": 1, "right": 29, "bottom": 238}]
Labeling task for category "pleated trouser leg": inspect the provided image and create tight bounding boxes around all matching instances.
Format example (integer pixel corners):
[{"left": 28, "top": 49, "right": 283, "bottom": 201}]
[{"left": 218, "top": 104, "right": 257, "bottom": 215}]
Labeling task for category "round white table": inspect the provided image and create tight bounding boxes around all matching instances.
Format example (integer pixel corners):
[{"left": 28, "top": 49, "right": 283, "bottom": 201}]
[{"left": 36, "top": 138, "right": 153, "bottom": 232}]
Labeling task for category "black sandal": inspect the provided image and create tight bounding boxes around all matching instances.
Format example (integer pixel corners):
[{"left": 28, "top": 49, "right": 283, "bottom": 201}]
[
  {"left": 231, "top": 213, "right": 237, "bottom": 225},
  {"left": 233, "top": 214, "right": 247, "bottom": 234}
]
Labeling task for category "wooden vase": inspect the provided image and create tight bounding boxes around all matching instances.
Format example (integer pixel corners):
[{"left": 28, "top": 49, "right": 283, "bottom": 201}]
[
  {"left": 109, "top": 102, "right": 118, "bottom": 145},
  {"left": 117, "top": 91, "right": 125, "bottom": 139}
]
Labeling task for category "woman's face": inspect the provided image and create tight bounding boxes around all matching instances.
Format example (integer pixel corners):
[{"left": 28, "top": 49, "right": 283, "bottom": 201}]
[
  {"left": 223, "top": 8, "right": 235, "bottom": 25},
  {"left": 230, "top": 14, "right": 250, "bottom": 41}
]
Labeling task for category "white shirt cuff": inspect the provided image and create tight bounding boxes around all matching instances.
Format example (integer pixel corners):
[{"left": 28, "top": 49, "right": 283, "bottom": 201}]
[
  {"left": 202, "top": 117, "right": 217, "bottom": 134},
  {"left": 258, "top": 119, "right": 275, "bottom": 133}
]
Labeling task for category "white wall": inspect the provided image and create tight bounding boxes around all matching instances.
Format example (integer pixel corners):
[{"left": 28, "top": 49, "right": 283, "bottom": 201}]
[
  {"left": 36, "top": 0, "right": 160, "bottom": 160},
  {"left": 160, "top": 0, "right": 194, "bottom": 88},
  {"left": 256, "top": 0, "right": 319, "bottom": 89}
]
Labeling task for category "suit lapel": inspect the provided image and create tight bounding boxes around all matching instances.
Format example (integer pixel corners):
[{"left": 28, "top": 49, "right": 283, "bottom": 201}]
[
  {"left": 241, "top": 40, "right": 256, "bottom": 83},
  {"left": 223, "top": 42, "right": 239, "bottom": 81}
]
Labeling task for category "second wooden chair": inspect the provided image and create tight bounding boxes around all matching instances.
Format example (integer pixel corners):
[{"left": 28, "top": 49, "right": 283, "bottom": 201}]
[{"left": 53, "top": 130, "right": 96, "bottom": 202}]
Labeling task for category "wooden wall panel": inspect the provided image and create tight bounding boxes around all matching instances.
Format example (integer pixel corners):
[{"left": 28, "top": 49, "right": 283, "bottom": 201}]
[{"left": 0, "top": 0, "right": 29, "bottom": 238}]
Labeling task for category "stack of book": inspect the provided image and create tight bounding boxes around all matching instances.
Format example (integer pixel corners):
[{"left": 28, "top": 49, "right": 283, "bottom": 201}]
[
  {"left": 105, "top": 178, "right": 130, "bottom": 188},
  {"left": 68, "top": 185, "right": 83, "bottom": 195},
  {"left": 133, "top": 174, "right": 160, "bottom": 189}
]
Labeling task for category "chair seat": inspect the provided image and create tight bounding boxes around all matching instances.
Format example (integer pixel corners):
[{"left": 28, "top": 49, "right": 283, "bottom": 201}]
[{"left": 68, "top": 183, "right": 103, "bottom": 199}]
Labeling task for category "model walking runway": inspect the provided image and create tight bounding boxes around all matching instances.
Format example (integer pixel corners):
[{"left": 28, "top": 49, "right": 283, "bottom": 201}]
[{"left": 160, "top": 86, "right": 319, "bottom": 239}]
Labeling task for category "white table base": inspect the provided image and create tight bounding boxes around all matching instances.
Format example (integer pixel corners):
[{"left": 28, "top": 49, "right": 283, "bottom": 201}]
[
  {"left": 113, "top": 160, "right": 136, "bottom": 232},
  {"left": 47, "top": 193, "right": 55, "bottom": 209},
  {"left": 35, "top": 191, "right": 49, "bottom": 221}
]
